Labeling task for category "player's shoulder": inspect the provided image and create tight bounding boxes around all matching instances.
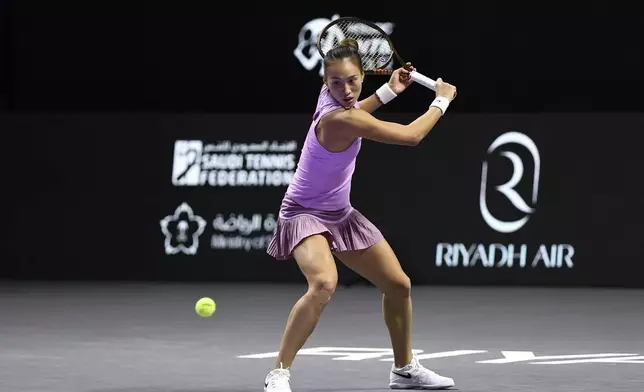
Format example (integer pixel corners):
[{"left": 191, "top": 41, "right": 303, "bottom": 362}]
[
  {"left": 326, "top": 108, "right": 376, "bottom": 137},
  {"left": 324, "top": 107, "right": 366, "bottom": 128},
  {"left": 318, "top": 108, "right": 366, "bottom": 145}
]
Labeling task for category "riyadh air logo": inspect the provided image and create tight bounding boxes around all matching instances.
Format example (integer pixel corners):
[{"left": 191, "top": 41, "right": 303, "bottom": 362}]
[
  {"left": 480, "top": 132, "right": 540, "bottom": 233},
  {"left": 160, "top": 203, "right": 207, "bottom": 255}
]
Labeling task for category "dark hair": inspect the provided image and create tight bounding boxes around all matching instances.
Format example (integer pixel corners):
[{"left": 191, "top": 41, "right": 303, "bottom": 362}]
[{"left": 323, "top": 38, "right": 363, "bottom": 73}]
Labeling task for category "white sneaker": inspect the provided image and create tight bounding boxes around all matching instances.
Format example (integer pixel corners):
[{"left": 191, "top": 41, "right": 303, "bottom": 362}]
[
  {"left": 264, "top": 364, "right": 291, "bottom": 392},
  {"left": 389, "top": 357, "right": 455, "bottom": 390}
]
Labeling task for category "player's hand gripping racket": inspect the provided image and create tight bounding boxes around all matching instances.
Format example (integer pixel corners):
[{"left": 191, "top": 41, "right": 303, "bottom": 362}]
[{"left": 317, "top": 17, "right": 437, "bottom": 91}]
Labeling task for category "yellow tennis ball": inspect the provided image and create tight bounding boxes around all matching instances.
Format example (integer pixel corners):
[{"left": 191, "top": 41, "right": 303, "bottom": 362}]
[{"left": 195, "top": 297, "right": 216, "bottom": 317}]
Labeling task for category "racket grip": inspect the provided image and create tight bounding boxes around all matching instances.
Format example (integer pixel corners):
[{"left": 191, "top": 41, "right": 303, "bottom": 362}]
[{"left": 410, "top": 71, "right": 436, "bottom": 91}]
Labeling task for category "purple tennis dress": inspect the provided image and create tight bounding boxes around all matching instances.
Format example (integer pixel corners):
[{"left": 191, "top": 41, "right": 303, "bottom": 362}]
[{"left": 266, "top": 84, "right": 384, "bottom": 260}]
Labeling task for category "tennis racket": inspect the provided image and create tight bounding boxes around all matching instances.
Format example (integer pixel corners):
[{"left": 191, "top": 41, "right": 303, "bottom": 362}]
[{"left": 317, "top": 16, "right": 437, "bottom": 91}]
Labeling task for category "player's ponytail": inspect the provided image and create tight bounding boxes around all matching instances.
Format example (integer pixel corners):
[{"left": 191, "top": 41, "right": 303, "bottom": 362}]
[{"left": 323, "top": 38, "right": 363, "bottom": 74}]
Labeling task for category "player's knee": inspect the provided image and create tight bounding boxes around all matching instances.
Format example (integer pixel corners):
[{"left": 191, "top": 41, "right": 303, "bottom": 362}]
[
  {"left": 308, "top": 277, "right": 337, "bottom": 306},
  {"left": 384, "top": 274, "right": 411, "bottom": 298}
]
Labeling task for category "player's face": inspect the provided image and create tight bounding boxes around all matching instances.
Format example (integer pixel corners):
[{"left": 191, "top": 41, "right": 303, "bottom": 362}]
[{"left": 324, "top": 58, "right": 364, "bottom": 109}]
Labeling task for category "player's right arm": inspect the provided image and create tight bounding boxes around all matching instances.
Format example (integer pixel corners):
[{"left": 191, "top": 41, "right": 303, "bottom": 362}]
[
  {"left": 328, "top": 78, "right": 457, "bottom": 147},
  {"left": 330, "top": 106, "right": 443, "bottom": 146}
]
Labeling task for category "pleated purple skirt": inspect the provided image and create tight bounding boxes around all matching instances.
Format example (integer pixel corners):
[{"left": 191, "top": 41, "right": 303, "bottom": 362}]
[{"left": 266, "top": 195, "right": 384, "bottom": 260}]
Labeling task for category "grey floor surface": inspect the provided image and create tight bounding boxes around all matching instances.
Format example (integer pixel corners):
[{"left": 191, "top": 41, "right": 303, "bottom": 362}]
[{"left": 1, "top": 282, "right": 643, "bottom": 392}]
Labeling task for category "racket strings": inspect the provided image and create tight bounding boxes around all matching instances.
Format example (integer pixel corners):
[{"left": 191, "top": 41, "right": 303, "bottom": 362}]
[{"left": 319, "top": 21, "right": 393, "bottom": 71}]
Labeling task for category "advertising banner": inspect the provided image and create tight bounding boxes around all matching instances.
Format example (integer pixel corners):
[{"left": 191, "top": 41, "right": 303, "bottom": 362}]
[{"left": 3, "top": 113, "right": 643, "bottom": 287}]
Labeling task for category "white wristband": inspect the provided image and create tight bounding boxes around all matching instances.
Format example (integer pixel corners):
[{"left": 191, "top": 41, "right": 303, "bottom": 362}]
[
  {"left": 430, "top": 96, "right": 450, "bottom": 115},
  {"left": 375, "top": 83, "right": 397, "bottom": 104}
]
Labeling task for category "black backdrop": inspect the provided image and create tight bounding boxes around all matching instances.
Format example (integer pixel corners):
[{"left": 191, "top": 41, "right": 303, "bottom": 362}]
[
  {"left": 3, "top": 112, "right": 643, "bottom": 287},
  {"left": 0, "top": 0, "right": 8, "bottom": 110},
  {"left": 3, "top": 5, "right": 643, "bottom": 113}
]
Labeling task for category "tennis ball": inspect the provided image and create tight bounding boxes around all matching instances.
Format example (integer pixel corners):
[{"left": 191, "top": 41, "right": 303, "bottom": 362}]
[{"left": 195, "top": 297, "right": 216, "bottom": 317}]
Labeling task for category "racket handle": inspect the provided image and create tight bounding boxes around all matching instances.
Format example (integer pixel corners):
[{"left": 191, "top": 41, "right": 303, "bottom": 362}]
[{"left": 410, "top": 71, "right": 436, "bottom": 91}]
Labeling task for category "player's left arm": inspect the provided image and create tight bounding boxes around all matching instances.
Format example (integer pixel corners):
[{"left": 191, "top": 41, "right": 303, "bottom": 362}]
[
  {"left": 358, "top": 63, "right": 416, "bottom": 113},
  {"left": 358, "top": 94, "right": 384, "bottom": 113}
]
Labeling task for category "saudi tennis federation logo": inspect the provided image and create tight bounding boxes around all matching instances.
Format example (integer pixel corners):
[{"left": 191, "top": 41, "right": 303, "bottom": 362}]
[
  {"left": 160, "top": 203, "right": 207, "bottom": 255},
  {"left": 172, "top": 140, "right": 203, "bottom": 186}
]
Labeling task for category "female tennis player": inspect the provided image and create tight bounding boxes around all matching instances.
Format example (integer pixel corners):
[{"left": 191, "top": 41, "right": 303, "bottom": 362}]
[{"left": 264, "top": 38, "right": 457, "bottom": 391}]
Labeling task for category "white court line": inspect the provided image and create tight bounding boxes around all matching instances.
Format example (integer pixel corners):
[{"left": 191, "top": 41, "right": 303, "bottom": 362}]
[
  {"left": 532, "top": 355, "right": 644, "bottom": 364},
  {"left": 477, "top": 351, "right": 639, "bottom": 364}
]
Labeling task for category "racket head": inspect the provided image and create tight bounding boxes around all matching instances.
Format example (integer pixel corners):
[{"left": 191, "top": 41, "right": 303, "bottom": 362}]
[{"left": 317, "top": 17, "right": 399, "bottom": 75}]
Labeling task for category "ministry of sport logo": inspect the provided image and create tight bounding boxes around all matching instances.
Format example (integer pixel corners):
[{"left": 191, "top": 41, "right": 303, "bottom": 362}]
[
  {"left": 294, "top": 14, "right": 395, "bottom": 77},
  {"left": 479, "top": 131, "right": 540, "bottom": 233},
  {"left": 160, "top": 203, "right": 206, "bottom": 255}
]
